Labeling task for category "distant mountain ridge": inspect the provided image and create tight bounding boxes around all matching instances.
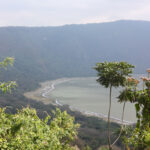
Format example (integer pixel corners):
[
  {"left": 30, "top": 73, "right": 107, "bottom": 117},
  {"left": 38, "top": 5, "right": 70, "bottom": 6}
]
[{"left": 0, "top": 20, "right": 150, "bottom": 90}]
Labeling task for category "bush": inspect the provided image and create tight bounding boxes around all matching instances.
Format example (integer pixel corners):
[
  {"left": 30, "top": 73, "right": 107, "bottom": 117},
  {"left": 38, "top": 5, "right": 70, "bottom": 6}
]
[{"left": 0, "top": 107, "right": 79, "bottom": 150}]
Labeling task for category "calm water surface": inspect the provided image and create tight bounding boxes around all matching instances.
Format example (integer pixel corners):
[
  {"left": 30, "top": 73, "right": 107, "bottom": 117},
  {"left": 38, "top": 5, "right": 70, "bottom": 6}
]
[{"left": 47, "top": 77, "right": 140, "bottom": 122}]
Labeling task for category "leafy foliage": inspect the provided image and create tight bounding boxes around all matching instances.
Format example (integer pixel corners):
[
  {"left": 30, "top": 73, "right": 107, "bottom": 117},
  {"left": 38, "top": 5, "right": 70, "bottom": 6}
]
[
  {"left": 0, "top": 107, "right": 79, "bottom": 150},
  {"left": 94, "top": 61, "right": 134, "bottom": 88},
  {"left": 0, "top": 57, "right": 14, "bottom": 69},
  {"left": 0, "top": 22, "right": 150, "bottom": 149},
  {"left": 118, "top": 71, "right": 150, "bottom": 149},
  {"left": 0, "top": 57, "right": 17, "bottom": 94},
  {"left": 94, "top": 61, "right": 134, "bottom": 150},
  {"left": 0, "top": 57, "right": 79, "bottom": 150},
  {"left": 0, "top": 81, "right": 16, "bottom": 94}
]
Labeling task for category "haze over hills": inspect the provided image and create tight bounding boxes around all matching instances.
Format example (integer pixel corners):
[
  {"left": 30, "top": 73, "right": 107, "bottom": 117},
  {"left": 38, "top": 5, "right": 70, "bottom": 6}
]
[
  {"left": 0, "top": 20, "right": 150, "bottom": 90},
  {"left": 0, "top": 20, "right": 149, "bottom": 150}
]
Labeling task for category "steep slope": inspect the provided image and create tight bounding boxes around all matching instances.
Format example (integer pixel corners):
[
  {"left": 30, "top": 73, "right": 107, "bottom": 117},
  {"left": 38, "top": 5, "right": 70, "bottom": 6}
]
[
  {"left": 0, "top": 20, "right": 150, "bottom": 91},
  {"left": 0, "top": 20, "right": 148, "bottom": 150}
]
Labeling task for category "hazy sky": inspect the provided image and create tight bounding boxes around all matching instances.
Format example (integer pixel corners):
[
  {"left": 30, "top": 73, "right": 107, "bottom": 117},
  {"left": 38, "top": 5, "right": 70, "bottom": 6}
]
[{"left": 0, "top": 0, "right": 150, "bottom": 26}]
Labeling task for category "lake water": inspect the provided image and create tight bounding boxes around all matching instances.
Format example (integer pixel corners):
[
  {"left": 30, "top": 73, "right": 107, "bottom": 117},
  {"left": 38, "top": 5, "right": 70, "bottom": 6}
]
[{"left": 46, "top": 77, "right": 141, "bottom": 122}]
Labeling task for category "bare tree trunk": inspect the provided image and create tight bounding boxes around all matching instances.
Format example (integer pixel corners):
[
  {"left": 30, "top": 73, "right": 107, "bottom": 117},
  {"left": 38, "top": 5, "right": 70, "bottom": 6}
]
[
  {"left": 112, "top": 101, "right": 126, "bottom": 146},
  {"left": 108, "top": 85, "right": 112, "bottom": 150}
]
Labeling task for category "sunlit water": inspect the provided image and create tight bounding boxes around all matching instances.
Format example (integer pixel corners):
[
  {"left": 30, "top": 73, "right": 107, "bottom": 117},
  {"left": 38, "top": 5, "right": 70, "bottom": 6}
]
[{"left": 46, "top": 76, "right": 145, "bottom": 122}]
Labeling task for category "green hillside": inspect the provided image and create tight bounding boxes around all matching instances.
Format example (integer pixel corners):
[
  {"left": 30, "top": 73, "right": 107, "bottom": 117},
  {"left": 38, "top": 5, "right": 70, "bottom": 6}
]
[
  {"left": 0, "top": 20, "right": 150, "bottom": 88},
  {"left": 0, "top": 20, "right": 150, "bottom": 149}
]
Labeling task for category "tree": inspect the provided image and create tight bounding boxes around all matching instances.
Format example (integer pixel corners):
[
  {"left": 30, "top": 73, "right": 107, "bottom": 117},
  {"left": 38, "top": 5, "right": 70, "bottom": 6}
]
[
  {"left": 119, "top": 71, "right": 150, "bottom": 149},
  {"left": 94, "top": 61, "right": 134, "bottom": 150},
  {"left": 117, "top": 77, "right": 139, "bottom": 149},
  {"left": 0, "top": 57, "right": 79, "bottom": 150},
  {"left": 0, "top": 57, "right": 16, "bottom": 94}
]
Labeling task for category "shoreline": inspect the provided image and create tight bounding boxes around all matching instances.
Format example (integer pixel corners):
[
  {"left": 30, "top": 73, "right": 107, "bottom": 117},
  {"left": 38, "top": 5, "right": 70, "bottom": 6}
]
[{"left": 24, "top": 78, "right": 134, "bottom": 125}]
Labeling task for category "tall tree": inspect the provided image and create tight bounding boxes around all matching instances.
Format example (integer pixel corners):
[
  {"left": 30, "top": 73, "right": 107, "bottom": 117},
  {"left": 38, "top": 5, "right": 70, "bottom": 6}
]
[{"left": 94, "top": 61, "right": 134, "bottom": 150}]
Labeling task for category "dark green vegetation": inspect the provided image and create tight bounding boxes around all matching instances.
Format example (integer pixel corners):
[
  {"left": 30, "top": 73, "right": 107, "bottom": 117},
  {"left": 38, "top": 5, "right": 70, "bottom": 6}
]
[
  {"left": 0, "top": 59, "right": 119, "bottom": 150},
  {"left": 0, "top": 57, "right": 79, "bottom": 150},
  {"left": 0, "top": 95, "right": 121, "bottom": 150},
  {"left": 69, "top": 110, "right": 120, "bottom": 149},
  {"left": 94, "top": 62, "right": 150, "bottom": 149},
  {"left": 0, "top": 20, "right": 149, "bottom": 149}
]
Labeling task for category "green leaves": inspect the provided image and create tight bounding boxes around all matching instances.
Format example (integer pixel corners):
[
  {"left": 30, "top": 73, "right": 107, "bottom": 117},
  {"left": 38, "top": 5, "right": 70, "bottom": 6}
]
[
  {"left": 0, "top": 107, "right": 79, "bottom": 150},
  {"left": 0, "top": 57, "right": 17, "bottom": 94},
  {"left": 94, "top": 61, "right": 134, "bottom": 149},
  {"left": 0, "top": 57, "right": 79, "bottom": 149},
  {"left": 0, "top": 81, "right": 17, "bottom": 94},
  {"left": 0, "top": 57, "right": 14, "bottom": 69},
  {"left": 94, "top": 61, "right": 134, "bottom": 88},
  {"left": 118, "top": 71, "right": 150, "bottom": 149}
]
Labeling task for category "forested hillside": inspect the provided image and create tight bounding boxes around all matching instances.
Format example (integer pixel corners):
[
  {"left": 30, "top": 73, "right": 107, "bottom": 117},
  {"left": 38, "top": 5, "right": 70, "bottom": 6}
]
[
  {"left": 0, "top": 20, "right": 150, "bottom": 149},
  {"left": 0, "top": 20, "right": 150, "bottom": 90}
]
